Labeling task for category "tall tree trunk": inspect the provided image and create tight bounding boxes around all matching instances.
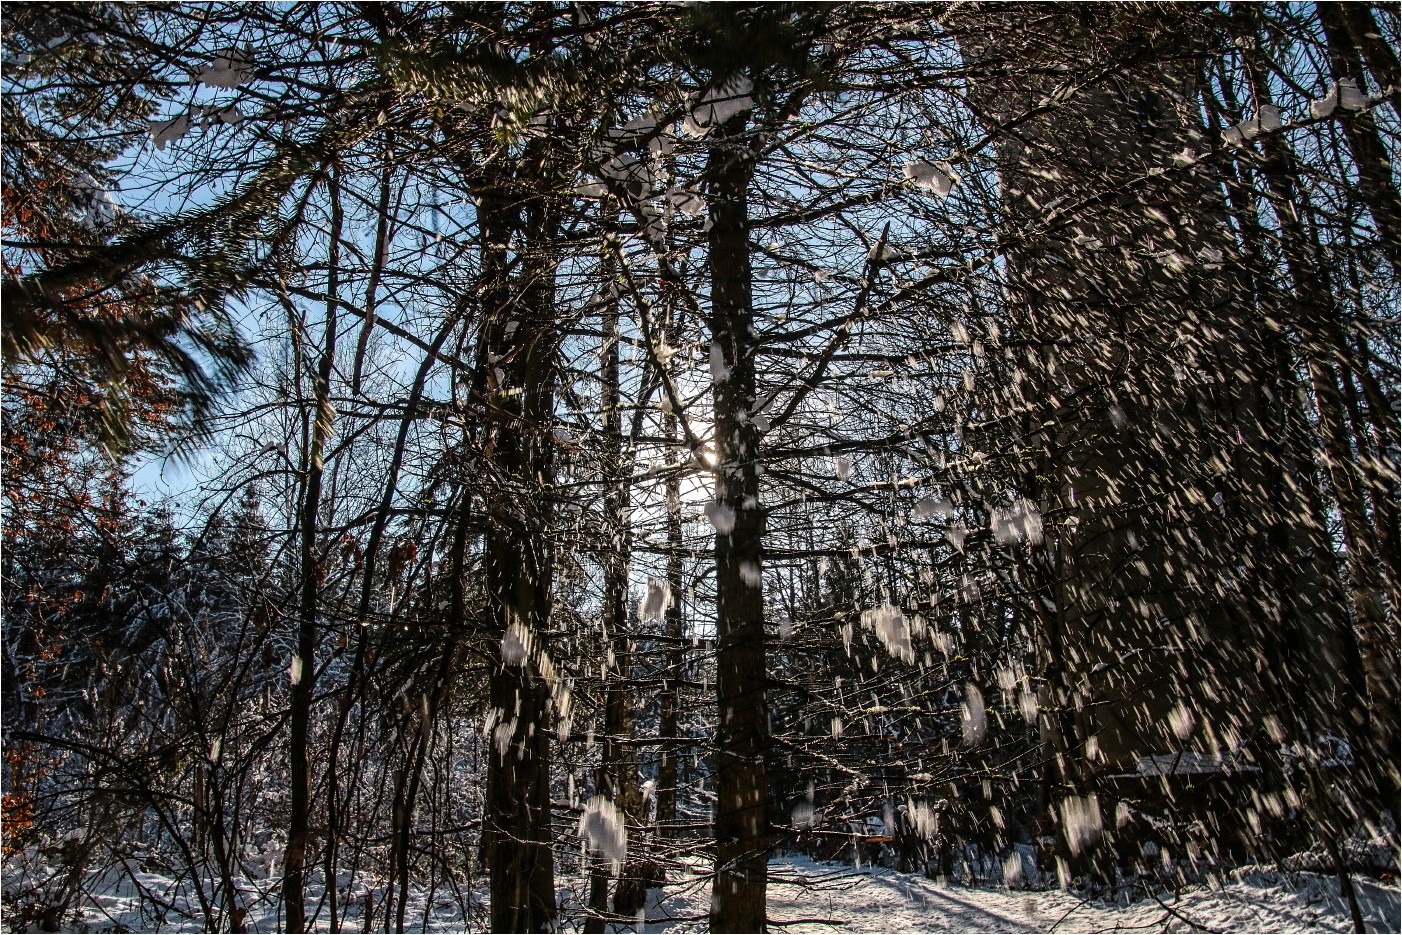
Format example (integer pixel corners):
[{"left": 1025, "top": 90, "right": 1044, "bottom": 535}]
[
  {"left": 954, "top": 7, "right": 1294, "bottom": 876},
  {"left": 1227, "top": 9, "right": 1400, "bottom": 808},
  {"left": 361, "top": 14, "right": 572, "bottom": 922},
  {"left": 706, "top": 91, "right": 770, "bottom": 934},
  {"left": 475, "top": 155, "right": 561, "bottom": 935},
  {"left": 650, "top": 201, "right": 690, "bottom": 847},
  {"left": 586, "top": 265, "right": 643, "bottom": 933},
  {"left": 1203, "top": 45, "right": 1373, "bottom": 787},
  {"left": 1250, "top": 145, "right": 1401, "bottom": 810},
  {"left": 283, "top": 172, "right": 342, "bottom": 933},
  {"left": 656, "top": 401, "right": 686, "bottom": 841},
  {"left": 1315, "top": 2, "right": 1400, "bottom": 273},
  {"left": 390, "top": 655, "right": 451, "bottom": 935}
]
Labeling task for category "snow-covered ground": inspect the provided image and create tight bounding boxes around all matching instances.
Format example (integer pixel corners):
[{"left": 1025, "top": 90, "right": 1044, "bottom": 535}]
[
  {"left": 45, "top": 856, "right": 1401, "bottom": 933},
  {"left": 640, "top": 857, "right": 1401, "bottom": 934}
]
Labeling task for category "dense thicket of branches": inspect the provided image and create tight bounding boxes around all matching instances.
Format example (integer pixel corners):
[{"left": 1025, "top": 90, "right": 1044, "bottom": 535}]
[{"left": 3, "top": 3, "right": 1396, "bottom": 933}]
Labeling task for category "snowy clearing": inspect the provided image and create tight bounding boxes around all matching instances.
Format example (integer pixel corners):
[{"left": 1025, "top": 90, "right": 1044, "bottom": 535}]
[
  {"left": 53, "top": 857, "right": 1400, "bottom": 934},
  {"left": 639, "top": 858, "right": 1401, "bottom": 934}
]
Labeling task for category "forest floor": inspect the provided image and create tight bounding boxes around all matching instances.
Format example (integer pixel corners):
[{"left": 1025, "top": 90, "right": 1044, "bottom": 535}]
[
  {"left": 638, "top": 856, "right": 1401, "bottom": 933},
  {"left": 52, "top": 854, "right": 1400, "bottom": 933}
]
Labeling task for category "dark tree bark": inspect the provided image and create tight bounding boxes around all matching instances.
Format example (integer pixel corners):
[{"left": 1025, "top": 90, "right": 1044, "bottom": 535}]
[
  {"left": 283, "top": 172, "right": 342, "bottom": 934},
  {"left": 586, "top": 261, "right": 643, "bottom": 934},
  {"left": 953, "top": 6, "right": 1320, "bottom": 876},
  {"left": 656, "top": 398, "right": 687, "bottom": 842},
  {"left": 1217, "top": 136, "right": 1368, "bottom": 747},
  {"left": 1250, "top": 125, "right": 1402, "bottom": 812},
  {"left": 1228, "top": 13, "right": 1400, "bottom": 815},
  {"left": 472, "top": 143, "right": 563, "bottom": 934},
  {"left": 706, "top": 93, "right": 771, "bottom": 935},
  {"left": 1315, "top": 2, "right": 1401, "bottom": 272}
]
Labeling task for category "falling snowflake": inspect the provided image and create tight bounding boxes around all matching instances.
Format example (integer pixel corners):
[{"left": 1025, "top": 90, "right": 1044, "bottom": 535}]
[
  {"left": 639, "top": 579, "right": 672, "bottom": 624},
  {"left": 961, "top": 684, "right": 987, "bottom": 745},
  {"left": 501, "top": 621, "right": 532, "bottom": 665},
  {"left": 860, "top": 603, "right": 914, "bottom": 664},
  {"left": 704, "top": 500, "right": 736, "bottom": 534}
]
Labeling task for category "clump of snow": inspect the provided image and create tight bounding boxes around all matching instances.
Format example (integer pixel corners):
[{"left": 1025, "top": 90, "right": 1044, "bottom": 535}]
[
  {"left": 639, "top": 579, "right": 672, "bottom": 624},
  {"left": 1336, "top": 78, "right": 1369, "bottom": 111},
  {"left": 1017, "top": 687, "right": 1038, "bottom": 723},
  {"left": 598, "top": 151, "right": 652, "bottom": 194},
  {"left": 579, "top": 796, "right": 627, "bottom": 873},
  {"left": 501, "top": 620, "right": 532, "bottom": 665},
  {"left": 961, "top": 684, "right": 987, "bottom": 745},
  {"left": 72, "top": 171, "right": 119, "bottom": 228},
  {"left": 709, "top": 340, "right": 730, "bottom": 384},
  {"left": 739, "top": 559, "right": 762, "bottom": 587},
  {"left": 1168, "top": 701, "right": 1196, "bottom": 740},
  {"left": 1223, "top": 104, "right": 1282, "bottom": 144},
  {"left": 906, "top": 613, "right": 927, "bottom": 640},
  {"left": 931, "top": 630, "right": 956, "bottom": 657},
  {"left": 668, "top": 186, "right": 706, "bottom": 218},
  {"left": 653, "top": 339, "right": 677, "bottom": 363},
  {"left": 485, "top": 709, "right": 517, "bottom": 758},
  {"left": 1058, "top": 794, "right": 1103, "bottom": 856},
  {"left": 704, "top": 500, "right": 736, "bottom": 534},
  {"left": 1256, "top": 103, "right": 1282, "bottom": 131},
  {"left": 1336, "top": 78, "right": 1370, "bottom": 111},
  {"left": 1312, "top": 78, "right": 1369, "bottom": 119},
  {"left": 683, "top": 75, "right": 754, "bottom": 136},
  {"left": 903, "top": 159, "right": 959, "bottom": 197},
  {"left": 869, "top": 242, "right": 901, "bottom": 262},
  {"left": 904, "top": 799, "right": 939, "bottom": 840},
  {"left": 914, "top": 495, "right": 953, "bottom": 520},
  {"left": 608, "top": 112, "right": 671, "bottom": 161},
  {"left": 192, "top": 49, "right": 253, "bottom": 88},
  {"left": 990, "top": 499, "right": 1043, "bottom": 546},
  {"left": 289, "top": 653, "right": 303, "bottom": 685},
  {"left": 149, "top": 114, "right": 190, "bottom": 151},
  {"left": 860, "top": 603, "right": 914, "bottom": 664},
  {"left": 945, "top": 524, "right": 968, "bottom": 551},
  {"left": 994, "top": 665, "right": 1019, "bottom": 692}
]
